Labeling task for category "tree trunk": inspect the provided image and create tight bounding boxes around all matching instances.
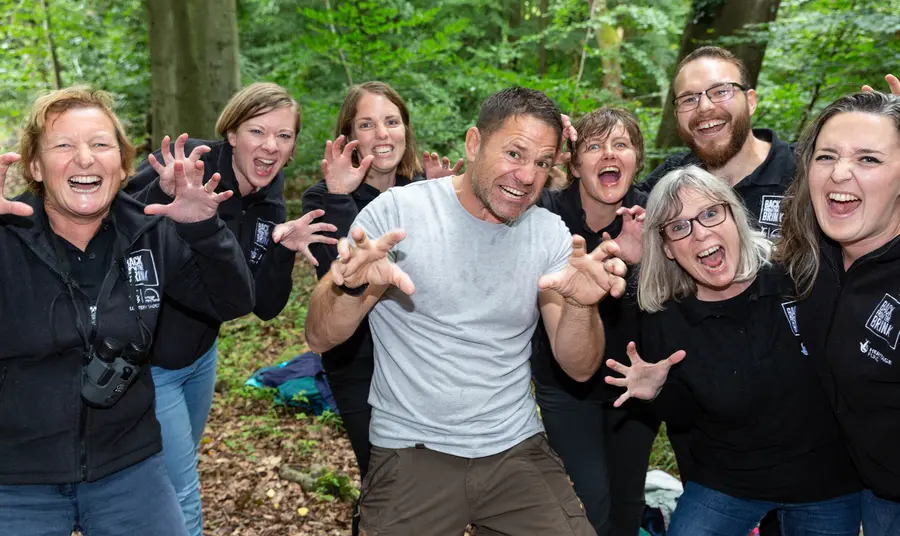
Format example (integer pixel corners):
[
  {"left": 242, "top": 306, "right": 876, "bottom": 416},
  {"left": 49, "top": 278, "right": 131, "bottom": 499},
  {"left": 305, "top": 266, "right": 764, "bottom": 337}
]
[
  {"left": 594, "top": 0, "right": 622, "bottom": 98},
  {"left": 145, "top": 0, "right": 240, "bottom": 148},
  {"left": 39, "top": 0, "right": 63, "bottom": 89},
  {"left": 654, "top": 0, "right": 781, "bottom": 149}
]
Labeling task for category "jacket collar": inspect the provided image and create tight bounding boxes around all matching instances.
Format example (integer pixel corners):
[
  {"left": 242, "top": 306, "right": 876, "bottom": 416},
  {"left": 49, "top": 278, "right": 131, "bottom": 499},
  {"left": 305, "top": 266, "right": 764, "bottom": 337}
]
[
  {"left": 678, "top": 264, "right": 792, "bottom": 325},
  {"left": 5, "top": 190, "right": 163, "bottom": 266}
]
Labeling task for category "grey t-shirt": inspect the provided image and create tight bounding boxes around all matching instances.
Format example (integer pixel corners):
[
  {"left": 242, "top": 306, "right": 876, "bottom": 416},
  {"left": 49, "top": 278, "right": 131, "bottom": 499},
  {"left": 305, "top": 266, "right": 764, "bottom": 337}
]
[{"left": 351, "top": 177, "right": 571, "bottom": 458}]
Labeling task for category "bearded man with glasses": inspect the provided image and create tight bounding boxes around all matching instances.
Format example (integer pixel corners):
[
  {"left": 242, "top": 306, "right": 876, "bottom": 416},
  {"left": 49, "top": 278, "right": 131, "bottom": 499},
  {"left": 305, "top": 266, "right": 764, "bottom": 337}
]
[{"left": 638, "top": 46, "right": 796, "bottom": 241}]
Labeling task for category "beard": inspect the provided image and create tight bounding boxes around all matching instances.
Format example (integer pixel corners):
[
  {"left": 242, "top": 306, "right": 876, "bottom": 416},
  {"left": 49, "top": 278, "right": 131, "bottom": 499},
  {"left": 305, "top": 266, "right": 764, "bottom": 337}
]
[
  {"left": 677, "top": 104, "right": 753, "bottom": 169},
  {"left": 469, "top": 169, "right": 535, "bottom": 225}
]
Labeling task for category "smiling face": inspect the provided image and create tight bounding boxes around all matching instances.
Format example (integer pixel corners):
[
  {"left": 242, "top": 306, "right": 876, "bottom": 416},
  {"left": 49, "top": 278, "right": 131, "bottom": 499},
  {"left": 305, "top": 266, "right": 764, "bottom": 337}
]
[
  {"left": 573, "top": 121, "right": 637, "bottom": 206},
  {"left": 464, "top": 115, "right": 558, "bottom": 223},
  {"left": 809, "top": 112, "right": 900, "bottom": 259},
  {"left": 227, "top": 106, "right": 297, "bottom": 194},
  {"left": 350, "top": 91, "right": 407, "bottom": 176},
  {"left": 30, "top": 107, "right": 126, "bottom": 224},
  {"left": 662, "top": 189, "right": 742, "bottom": 300},
  {"left": 674, "top": 58, "right": 754, "bottom": 169}
]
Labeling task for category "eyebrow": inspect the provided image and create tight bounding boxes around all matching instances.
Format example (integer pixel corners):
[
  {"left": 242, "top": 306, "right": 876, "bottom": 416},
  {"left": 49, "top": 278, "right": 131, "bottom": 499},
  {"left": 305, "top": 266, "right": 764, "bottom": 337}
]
[
  {"left": 356, "top": 115, "right": 400, "bottom": 122},
  {"left": 816, "top": 146, "right": 887, "bottom": 155}
]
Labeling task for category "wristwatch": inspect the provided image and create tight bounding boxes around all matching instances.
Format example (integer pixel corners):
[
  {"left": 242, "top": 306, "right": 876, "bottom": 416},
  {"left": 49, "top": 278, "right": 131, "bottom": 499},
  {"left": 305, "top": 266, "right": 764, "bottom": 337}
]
[{"left": 338, "top": 283, "right": 369, "bottom": 297}]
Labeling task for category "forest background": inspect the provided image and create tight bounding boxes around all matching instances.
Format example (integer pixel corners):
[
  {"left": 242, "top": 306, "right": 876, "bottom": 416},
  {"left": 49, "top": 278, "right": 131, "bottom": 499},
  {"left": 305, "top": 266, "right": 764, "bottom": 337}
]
[{"left": 1, "top": 0, "right": 899, "bottom": 535}]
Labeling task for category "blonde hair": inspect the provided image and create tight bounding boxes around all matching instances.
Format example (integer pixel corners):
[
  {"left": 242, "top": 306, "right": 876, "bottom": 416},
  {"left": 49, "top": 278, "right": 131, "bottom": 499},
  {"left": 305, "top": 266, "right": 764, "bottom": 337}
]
[
  {"left": 18, "top": 85, "right": 135, "bottom": 194},
  {"left": 637, "top": 165, "right": 771, "bottom": 312},
  {"left": 215, "top": 82, "right": 301, "bottom": 139}
]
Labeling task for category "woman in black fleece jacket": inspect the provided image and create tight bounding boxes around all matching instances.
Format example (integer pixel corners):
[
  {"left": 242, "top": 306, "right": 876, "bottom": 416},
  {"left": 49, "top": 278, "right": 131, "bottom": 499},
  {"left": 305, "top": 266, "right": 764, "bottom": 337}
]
[
  {"left": 0, "top": 86, "right": 253, "bottom": 535},
  {"left": 777, "top": 89, "right": 900, "bottom": 536},
  {"left": 124, "top": 83, "right": 335, "bottom": 536}
]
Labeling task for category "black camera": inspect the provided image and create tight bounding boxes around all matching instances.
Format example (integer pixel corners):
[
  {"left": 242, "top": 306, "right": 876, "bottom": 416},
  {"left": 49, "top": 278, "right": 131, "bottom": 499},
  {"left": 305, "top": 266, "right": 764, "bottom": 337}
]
[{"left": 81, "top": 338, "right": 148, "bottom": 409}]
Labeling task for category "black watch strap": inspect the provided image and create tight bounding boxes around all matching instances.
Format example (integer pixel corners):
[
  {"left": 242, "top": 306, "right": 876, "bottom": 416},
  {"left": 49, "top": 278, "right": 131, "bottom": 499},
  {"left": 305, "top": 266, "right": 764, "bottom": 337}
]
[{"left": 338, "top": 283, "right": 369, "bottom": 297}]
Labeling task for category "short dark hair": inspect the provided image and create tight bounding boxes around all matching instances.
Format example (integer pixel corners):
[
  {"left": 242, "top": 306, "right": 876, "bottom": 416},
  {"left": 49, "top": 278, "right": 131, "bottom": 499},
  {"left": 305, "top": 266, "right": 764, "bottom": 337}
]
[
  {"left": 674, "top": 46, "right": 751, "bottom": 89},
  {"left": 569, "top": 107, "right": 645, "bottom": 176},
  {"left": 476, "top": 87, "right": 563, "bottom": 152}
]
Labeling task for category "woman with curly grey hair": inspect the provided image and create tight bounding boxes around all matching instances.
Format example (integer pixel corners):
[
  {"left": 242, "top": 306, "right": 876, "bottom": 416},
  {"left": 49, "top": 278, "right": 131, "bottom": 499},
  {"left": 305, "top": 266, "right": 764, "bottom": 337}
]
[{"left": 605, "top": 165, "right": 861, "bottom": 535}]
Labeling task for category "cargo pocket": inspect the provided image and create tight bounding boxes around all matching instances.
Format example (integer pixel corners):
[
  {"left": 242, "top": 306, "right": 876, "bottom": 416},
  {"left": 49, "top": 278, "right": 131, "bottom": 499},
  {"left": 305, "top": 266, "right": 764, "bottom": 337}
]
[
  {"left": 358, "top": 447, "right": 401, "bottom": 534},
  {"left": 560, "top": 493, "right": 592, "bottom": 534}
]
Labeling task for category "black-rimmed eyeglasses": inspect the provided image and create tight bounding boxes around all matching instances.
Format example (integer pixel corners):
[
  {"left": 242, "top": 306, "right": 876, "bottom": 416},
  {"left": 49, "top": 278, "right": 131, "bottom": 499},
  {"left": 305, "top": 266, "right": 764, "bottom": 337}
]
[
  {"left": 673, "top": 82, "right": 747, "bottom": 113},
  {"left": 659, "top": 203, "right": 730, "bottom": 241}
]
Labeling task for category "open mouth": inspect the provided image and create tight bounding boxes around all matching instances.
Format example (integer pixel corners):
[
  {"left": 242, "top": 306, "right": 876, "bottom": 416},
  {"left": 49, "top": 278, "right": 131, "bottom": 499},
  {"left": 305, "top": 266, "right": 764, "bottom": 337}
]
[
  {"left": 696, "top": 245, "right": 726, "bottom": 272},
  {"left": 68, "top": 175, "right": 102, "bottom": 194},
  {"left": 597, "top": 166, "right": 621, "bottom": 187},
  {"left": 253, "top": 157, "right": 276, "bottom": 177},
  {"left": 826, "top": 192, "right": 861, "bottom": 216},
  {"left": 499, "top": 185, "right": 527, "bottom": 200},
  {"left": 372, "top": 145, "right": 394, "bottom": 157},
  {"left": 694, "top": 119, "right": 727, "bottom": 136}
]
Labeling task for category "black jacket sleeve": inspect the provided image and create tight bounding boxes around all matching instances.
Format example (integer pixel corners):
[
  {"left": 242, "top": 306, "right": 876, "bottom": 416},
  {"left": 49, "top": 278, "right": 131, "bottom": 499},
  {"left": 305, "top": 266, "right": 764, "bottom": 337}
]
[
  {"left": 301, "top": 181, "right": 359, "bottom": 280},
  {"left": 248, "top": 176, "right": 296, "bottom": 321},
  {"left": 161, "top": 215, "right": 255, "bottom": 322}
]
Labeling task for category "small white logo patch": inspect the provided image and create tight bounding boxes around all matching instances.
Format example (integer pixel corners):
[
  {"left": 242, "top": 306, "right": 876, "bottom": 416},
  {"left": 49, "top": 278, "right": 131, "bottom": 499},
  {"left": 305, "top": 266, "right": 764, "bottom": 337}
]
[
  {"left": 782, "top": 300, "right": 799, "bottom": 336},
  {"left": 126, "top": 249, "right": 160, "bottom": 311},
  {"left": 865, "top": 294, "right": 900, "bottom": 350},
  {"left": 758, "top": 195, "right": 784, "bottom": 238}
]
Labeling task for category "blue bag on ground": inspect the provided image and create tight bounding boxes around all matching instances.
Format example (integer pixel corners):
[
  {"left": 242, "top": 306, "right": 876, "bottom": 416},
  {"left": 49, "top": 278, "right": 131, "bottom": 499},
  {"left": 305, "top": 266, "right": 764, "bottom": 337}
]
[{"left": 245, "top": 352, "right": 338, "bottom": 416}]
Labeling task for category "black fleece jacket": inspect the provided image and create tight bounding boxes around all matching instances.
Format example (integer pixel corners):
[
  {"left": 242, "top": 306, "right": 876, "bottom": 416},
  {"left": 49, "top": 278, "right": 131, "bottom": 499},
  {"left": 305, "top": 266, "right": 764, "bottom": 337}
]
[
  {"left": 797, "top": 234, "right": 900, "bottom": 502},
  {"left": 0, "top": 192, "right": 253, "bottom": 484},
  {"left": 125, "top": 139, "right": 295, "bottom": 369}
]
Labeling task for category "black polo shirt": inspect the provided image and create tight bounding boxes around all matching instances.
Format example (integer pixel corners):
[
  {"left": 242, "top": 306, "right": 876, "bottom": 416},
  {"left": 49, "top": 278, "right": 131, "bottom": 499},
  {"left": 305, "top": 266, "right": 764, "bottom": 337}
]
[
  {"left": 530, "top": 181, "right": 647, "bottom": 399},
  {"left": 641, "top": 265, "right": 861, "bottom": 502},
  {"left": 638, "top": 129, "right": 796, "bottom": 239}
]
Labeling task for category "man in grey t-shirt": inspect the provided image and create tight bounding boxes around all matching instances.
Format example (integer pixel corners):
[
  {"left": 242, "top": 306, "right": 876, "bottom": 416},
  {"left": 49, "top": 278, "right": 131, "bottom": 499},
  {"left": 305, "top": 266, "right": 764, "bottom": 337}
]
[{"left": 306, "top": 87, "right": 627, "bottom": 536}]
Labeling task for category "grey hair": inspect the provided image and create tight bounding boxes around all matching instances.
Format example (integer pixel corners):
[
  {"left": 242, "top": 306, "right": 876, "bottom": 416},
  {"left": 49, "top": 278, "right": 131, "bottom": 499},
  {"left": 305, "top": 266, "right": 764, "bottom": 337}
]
[{"left": 637, "top": 165, "right": 772, "bottom": 312}]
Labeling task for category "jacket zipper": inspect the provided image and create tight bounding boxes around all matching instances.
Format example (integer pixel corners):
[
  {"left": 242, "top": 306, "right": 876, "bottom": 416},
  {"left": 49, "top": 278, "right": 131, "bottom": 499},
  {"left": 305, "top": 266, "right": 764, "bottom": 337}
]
[{"left": 21, "top": 236, "right": 141, "bottom": 482}]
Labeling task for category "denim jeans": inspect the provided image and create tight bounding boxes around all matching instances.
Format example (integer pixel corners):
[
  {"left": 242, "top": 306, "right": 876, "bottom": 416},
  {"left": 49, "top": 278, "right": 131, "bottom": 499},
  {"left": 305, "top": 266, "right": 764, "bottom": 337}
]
[
  {"left": 669, "top": 482, "right": 861, "bottom": 536},
  {"left": 861, "top": 489, "right": 900, "bottom": 536},
  {"left": 151, "top": 340, "right": 218, "bottom": 536},
  {"left": 0, "top": 452, "right": 188, "bottom": 536}
]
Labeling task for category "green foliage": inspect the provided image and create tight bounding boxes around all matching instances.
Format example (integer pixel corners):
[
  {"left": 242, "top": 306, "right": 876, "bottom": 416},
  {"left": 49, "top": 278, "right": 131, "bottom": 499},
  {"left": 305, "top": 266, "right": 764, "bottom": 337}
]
[{"left": 313, "top": 467, "right": 359, "bottom": 502}]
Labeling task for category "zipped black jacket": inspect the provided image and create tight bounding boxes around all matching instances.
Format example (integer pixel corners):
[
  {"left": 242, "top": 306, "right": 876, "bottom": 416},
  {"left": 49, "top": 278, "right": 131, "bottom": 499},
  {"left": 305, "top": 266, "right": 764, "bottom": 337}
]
[
  {"left": 797, "top": 234, "right": 900, "bottom": 501},
  {"left": 125, "top": 139, "right": 295, "bottom": 369},
  {"left": 0, "top": 192, "right": 254, "bottom": 484}
]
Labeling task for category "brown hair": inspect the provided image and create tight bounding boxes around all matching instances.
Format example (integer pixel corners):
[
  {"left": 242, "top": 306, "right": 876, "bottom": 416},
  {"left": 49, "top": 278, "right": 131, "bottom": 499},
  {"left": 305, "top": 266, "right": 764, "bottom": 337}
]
[
  {"left": 476, "top": 86, "right": 563, "bottom": 152},
  {"left": 674, "top": 46, "right": 751, "bottom": 89},
  {"left": 775, "top": 91, "right": 900, "bottom": 297},
  {"left": 568, "top": 107, "right": 645, "bottom": 180},
  {"left": 216, "top": 82, "right": 302, "bottom": 139},
  {"left": 335, "top": 81, "right": 423, "bottom": 178},
  {"left": 18, "top": 85, "right": 135, "bottom": 194}
]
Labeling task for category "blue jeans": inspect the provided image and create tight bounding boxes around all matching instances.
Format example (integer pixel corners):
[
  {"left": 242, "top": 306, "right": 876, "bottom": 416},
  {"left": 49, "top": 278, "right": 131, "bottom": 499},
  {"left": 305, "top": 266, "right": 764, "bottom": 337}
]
[
  {"left": 0, "top": 452, "right": 188, "bottom": 536},
  {"left": 668, "top": 482, "right": 861, "bottom": 536},
  {"left": 862, "top": 489, "right": 900, "bottom": 536},
  {"left": 151, "top": 340, "right": 218, "bottom": 536}
]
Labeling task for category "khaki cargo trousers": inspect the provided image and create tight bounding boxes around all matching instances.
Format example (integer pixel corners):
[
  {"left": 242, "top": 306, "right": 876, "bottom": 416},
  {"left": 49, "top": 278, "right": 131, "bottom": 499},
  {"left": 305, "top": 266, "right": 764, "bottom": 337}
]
[{"left": 359, "top": 433, "right": 596, "bottom": 536}]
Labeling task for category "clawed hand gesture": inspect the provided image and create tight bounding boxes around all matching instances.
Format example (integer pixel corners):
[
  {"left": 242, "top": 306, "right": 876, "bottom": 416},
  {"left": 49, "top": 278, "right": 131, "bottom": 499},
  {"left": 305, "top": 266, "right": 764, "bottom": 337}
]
[
  {"left": 604, "top": 342, "right": 687, "bottom": 407},
  {"left": 272, "top": 209, "right": 338, "bottom": 266},
  {"left": 602, "top": 205, "right": 646, "bottom": 265},
  {"left": 331, "top": 227, "right": 415, "bottom": 295},
  {"left": 537, "top": 235, "right": 628, "bottom": 305},
  {"left": 144, "top": 158, "right": 231, "bottom": 223},
  {"left": 147, "top": 134, "right": 211, "bottom": 198},
  {"left": 423, "top": 151, "right": 464, "bottom": 179},
  {"left": 0, "top": 153, "right": 33, "bottom": 217},
  {"left": 322, "top": 135, "right": 374, "bottom": 195}
]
